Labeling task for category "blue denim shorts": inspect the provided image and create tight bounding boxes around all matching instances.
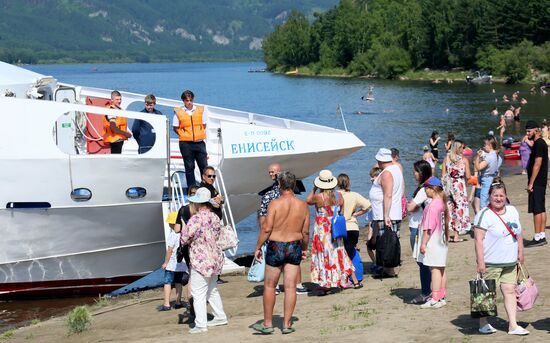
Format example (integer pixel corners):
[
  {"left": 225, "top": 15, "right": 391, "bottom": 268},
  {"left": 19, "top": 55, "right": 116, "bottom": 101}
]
[
  {"left": 474, "top": 187, "right": 481, "bottom": 199},
  {"left": 164, "top": 270, "right": 185, "bottom": 285}
]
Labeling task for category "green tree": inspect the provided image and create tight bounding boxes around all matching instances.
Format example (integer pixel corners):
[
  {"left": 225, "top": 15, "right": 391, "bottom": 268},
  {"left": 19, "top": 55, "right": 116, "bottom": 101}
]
[{"left": 262, "top": 11, "right": 312, "bottom": 70}]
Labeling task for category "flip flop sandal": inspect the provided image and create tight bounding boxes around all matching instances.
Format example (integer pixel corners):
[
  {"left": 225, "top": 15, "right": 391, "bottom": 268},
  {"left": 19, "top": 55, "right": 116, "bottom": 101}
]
[
  {"left": 353, "top": 282, "right": 363, "bottom": 289},
  {"left": 282, "top": 327, "right": 296, "bottom": 334},
  {"left": 252, "top": 323, "right": 274, "bottom": 334}
]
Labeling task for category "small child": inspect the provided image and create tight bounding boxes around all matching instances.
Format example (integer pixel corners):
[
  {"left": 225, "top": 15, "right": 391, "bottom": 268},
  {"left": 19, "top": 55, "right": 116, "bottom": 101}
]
[
  {"left": 160, "top": 211, "right": 188, "bottom": 311},
  {"left": 366, "top": 166, "right": 382, "bottom": 274},
  {"left": 416, "top": 177, "right": 449, "bottom": 309}
]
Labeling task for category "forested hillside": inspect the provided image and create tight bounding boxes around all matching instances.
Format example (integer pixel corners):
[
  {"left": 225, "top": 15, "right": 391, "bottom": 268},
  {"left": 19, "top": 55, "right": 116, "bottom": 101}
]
[
  {"left": 0, "top": 0, "right": 337, "bottom": 63},
  {"left": 263, "top": 0, "right": 550, "bottom": 83}
]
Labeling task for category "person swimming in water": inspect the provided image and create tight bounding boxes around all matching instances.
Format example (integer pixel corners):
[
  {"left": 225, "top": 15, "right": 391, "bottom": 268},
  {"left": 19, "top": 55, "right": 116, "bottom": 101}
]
[{"left": 361, "top": 85, "right": 375, "bottom": 102}]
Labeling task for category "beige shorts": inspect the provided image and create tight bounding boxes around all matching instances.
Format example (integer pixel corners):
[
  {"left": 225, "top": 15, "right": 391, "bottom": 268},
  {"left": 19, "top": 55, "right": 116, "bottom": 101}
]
[{"left": 484, "top": 265, "right": 517, "bottom": 285}]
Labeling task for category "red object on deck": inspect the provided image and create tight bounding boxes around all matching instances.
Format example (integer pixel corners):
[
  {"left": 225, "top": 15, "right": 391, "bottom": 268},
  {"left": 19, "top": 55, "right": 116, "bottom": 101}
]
[{"left": 85, "top": 97, "right": 111, "bottom": 154}]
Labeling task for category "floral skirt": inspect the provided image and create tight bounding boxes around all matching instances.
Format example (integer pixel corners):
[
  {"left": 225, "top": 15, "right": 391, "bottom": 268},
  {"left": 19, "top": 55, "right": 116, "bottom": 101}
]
[{"left": 310, "top": 216, "right": 354, "bottom": 288}]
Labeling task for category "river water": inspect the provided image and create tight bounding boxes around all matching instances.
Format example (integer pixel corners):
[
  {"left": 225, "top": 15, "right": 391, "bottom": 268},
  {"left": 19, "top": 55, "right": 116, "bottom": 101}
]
[{"left": 2, "top": 62, "right": 549, "bottom": 332}]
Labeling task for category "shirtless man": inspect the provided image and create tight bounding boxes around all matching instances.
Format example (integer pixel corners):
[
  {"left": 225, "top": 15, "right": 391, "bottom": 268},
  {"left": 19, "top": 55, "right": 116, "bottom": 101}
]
[{"left": 253, "top": 171, "right": 310, "bottom": 334}]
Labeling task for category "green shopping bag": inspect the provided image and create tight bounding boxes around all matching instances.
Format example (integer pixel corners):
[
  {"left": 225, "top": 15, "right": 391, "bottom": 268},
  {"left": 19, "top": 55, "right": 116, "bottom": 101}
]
[{"left": 469, "top": 274, "right": 497, "bottom": 318}]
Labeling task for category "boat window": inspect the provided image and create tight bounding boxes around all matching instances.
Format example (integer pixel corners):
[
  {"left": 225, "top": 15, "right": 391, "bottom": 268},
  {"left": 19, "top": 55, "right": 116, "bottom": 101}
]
[
  {"left": 71, "top": 188, "right": 92, "bottom": 202},
  {"left": 126, "top": 187, "right": 147, "bottom": 199},
  {"left": 6, "top": 202, "right": 51, "bottom": 209}
]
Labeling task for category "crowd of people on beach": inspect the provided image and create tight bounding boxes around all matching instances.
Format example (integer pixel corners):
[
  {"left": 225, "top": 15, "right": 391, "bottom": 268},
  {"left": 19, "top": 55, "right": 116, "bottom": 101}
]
[{"left": 147, "top": 86, "right": 548, "bottom": 337}]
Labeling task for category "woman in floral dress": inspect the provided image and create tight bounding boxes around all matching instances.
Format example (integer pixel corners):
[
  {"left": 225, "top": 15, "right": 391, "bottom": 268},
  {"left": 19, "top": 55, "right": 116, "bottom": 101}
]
[
  {"left": 306, "top": 170, "right": 354, "bottom": 291},
  {"left": 441, "top": 140, "right": 471, "bottom": 242}
]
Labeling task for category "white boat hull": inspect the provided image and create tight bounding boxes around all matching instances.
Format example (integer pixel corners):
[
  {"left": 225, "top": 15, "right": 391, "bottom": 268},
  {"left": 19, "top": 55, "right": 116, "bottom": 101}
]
[{"left": 0, "top": 62, "right": 365, "bottom": 296}]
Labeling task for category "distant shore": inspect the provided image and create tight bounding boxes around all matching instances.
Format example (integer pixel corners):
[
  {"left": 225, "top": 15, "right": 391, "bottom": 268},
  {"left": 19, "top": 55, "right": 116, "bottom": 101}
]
[{"left": 275, "top": 67, "right": 539, "bottom": 84}]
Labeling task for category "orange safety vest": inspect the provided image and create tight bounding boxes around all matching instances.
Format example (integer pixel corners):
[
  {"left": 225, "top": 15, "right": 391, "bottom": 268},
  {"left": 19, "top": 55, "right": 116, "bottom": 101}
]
[
  {"left": 174, "top": 106, "right": 206, "bottom": 142},
  {"left": 103, "top": 105, "right": 128, "bottom": 143}
]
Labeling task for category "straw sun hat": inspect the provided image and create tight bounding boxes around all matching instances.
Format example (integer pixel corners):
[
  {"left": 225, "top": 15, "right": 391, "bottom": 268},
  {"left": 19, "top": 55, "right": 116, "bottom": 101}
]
[{"left": 314, "top": 170, "right": 338, "bottom": 189}]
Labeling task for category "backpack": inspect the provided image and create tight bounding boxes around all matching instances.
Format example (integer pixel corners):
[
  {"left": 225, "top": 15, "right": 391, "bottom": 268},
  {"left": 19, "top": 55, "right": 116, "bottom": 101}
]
[{"left": 375, "top": 226, "right": 401, "bottom": 268}]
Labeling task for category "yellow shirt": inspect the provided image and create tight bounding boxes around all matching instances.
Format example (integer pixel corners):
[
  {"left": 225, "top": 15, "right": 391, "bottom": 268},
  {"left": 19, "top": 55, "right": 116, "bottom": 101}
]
[{"left": 340, "top": 191, "right": 371, "bottom": 231}]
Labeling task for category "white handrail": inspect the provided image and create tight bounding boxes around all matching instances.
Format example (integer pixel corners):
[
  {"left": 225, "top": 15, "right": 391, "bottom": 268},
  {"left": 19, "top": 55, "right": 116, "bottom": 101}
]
[{"left": 170, "top": 172, "right": 186, "bottom": 211}]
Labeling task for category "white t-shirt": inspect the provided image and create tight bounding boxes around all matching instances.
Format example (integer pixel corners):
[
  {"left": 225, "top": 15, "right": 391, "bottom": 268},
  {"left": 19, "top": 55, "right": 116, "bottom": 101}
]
[
  {"left": 408, "top": 187, "right": 431, "bottom": 229},
  {"left": 474, "top": 205, "right": 522, "bottom": 266},
  {"left": 166, "top": 231, "right": 187, "bottom": 272}
]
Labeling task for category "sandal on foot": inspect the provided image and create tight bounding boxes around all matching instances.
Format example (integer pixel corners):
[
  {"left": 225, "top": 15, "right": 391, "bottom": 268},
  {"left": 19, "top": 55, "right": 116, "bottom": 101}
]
[
  {"left": 508, "top": 326, "right": 529, "bottom": 335},
  {"left": 352, "top": 282, "right": 363, "bottom": 289},
  {"left": 282, "top": 326, "right": 296, "bottom": 334},
  {"left": 252, "top": 323, "right": 274, "bottom": 334}
]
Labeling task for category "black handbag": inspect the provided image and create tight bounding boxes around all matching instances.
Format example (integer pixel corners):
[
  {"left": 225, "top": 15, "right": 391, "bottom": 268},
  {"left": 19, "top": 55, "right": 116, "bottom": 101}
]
[
  {"left": 375, "top": 226, "right": 401, "bottom": 268},
  {"left": 176, "top": 245, "right": 185, "bottom": 263}
]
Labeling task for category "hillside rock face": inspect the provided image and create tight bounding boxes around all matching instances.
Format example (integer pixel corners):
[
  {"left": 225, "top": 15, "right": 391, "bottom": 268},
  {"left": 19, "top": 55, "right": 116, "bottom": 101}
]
[{"left": 0, "top": 0, "right": 337, "bottom": 62}]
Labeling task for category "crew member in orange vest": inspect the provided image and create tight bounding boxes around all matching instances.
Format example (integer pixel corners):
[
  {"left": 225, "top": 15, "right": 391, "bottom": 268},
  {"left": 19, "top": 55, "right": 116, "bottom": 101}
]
[
  {"left": 173, "top": 90, "right": 208, "bottom": 187},
  {"left": 104, "top": 90, "right": 132, "bottom": 154}
]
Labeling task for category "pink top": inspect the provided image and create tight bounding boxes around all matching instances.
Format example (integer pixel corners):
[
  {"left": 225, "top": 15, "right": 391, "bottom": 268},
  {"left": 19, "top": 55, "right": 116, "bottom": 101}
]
[
  {"left": 180, "top": 208, "right": 224, "bottom": 277},
  {"left": 420, "top": 198, "right": 444, "bottom": 234}
]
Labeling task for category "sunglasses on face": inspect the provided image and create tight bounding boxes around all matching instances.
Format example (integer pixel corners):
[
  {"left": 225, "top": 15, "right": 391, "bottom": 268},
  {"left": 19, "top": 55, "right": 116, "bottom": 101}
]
[{"left": 206, "top": 174, "right": 216, "bottom": 179}]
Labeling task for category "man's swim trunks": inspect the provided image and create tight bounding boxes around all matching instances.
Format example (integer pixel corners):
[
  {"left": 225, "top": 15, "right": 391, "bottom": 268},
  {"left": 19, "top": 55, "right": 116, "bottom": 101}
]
[{"left": 265, "top": 240, "right": 302, "bottom": 267}]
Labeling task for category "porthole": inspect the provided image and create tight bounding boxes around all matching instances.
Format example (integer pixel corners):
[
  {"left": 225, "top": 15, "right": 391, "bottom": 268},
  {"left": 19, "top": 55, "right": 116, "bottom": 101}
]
[
  {"left": 126, "top": 187, "right": 147, "bottom": 199},
  {"left": 71, "top": 188, "right": 92, "bottom": 202}
]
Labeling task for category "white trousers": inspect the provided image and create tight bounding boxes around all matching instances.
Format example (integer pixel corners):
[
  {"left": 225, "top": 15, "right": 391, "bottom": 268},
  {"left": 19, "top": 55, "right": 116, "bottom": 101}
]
[{"left": 191, "top": 269, "right": 227, "bottom": 328}]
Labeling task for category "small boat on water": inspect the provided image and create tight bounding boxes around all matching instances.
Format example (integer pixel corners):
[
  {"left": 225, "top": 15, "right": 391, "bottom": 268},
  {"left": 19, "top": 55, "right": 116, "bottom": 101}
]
[
  {"left": 466, "top": 71, "right": 492, "bottom": 84},
  {"left": 502, "top": 138, "right": 521, "bottom": 160},
  {"left": 0, "top": 61, "right": 364, "bottom": 297},
  {"left": 247, "top": 68, "right": 266, "bottom": 73},
  {"left": 504, "top": 149, "right": 520, "bottom": 160}
]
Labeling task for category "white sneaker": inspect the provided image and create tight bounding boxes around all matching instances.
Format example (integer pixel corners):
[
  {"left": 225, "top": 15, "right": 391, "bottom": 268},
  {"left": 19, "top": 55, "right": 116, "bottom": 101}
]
[
  {"left": 439, "top": 298, "right": 447, "bottom": 306},
  {"left": 479, "top": 323, "right": 497, "bottom": 334},
  {"left": 508, "top": 326, "right": 529, "bottom": 335},
  {"left": 419, "top": 298, "right": 443, "bottom": 309},
  {"left": 207, "top": 318, "right": 228, "bottom": 327},
  {"left": 189, "top": 327, "right": 208, "bottom": 334}
]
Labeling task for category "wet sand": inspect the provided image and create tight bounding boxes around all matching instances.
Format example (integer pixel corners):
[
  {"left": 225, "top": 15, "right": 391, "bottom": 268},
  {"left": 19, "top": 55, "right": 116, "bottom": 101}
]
[{"left": 7, "top": 173, "right": 550, "bottom": 342}]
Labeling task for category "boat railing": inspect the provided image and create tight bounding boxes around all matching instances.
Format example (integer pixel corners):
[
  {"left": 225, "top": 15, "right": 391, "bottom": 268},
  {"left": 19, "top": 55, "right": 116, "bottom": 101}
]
[
  {"left": 170, "top": 171, "right": 186, "bottom": 211},
  {"left": 215, "top": 168, "right": 238, "bottom": 257}
]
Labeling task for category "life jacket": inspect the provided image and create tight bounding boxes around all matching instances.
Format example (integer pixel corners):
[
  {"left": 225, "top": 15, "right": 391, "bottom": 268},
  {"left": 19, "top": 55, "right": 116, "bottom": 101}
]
[
  {"left": 174, "top": 106, "right": 206, "bottom": 142},
  {"left": 103, "top": 105, "right": 128, "bottom": 143}
]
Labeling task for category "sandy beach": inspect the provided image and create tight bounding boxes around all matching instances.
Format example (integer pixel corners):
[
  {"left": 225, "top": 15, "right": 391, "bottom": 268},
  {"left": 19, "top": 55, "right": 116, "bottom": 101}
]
[{"left": 6, "top": 173, "right": 550, "bottom": 342}]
